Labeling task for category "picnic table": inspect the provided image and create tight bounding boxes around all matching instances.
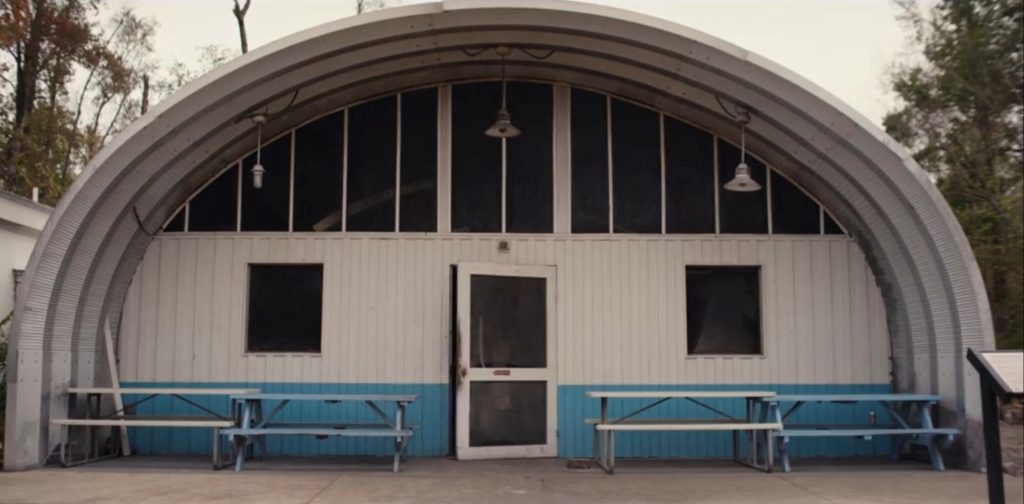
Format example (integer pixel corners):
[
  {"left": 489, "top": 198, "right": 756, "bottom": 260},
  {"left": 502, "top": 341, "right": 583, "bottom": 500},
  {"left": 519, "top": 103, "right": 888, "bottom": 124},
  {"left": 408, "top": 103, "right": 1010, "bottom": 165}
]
[
  {"left": 586, "top": 391, "right": 781, "bottom": 474},
  {"left": 757, "top": 394, "right": 960, "bottom": 472},
  {"left": 223, "top": 393, "right": 417, "bottom": 473},
  {"left": 52, "top": 387, "right": 259, "bottom": 467}
]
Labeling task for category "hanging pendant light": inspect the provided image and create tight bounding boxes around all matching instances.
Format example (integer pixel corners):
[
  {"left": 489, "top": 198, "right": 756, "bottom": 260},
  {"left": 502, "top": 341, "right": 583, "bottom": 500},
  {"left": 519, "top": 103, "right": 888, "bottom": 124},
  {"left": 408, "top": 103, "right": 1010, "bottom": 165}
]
[
  {"left": 485, "top": 46, "right": 521, "bottom": 138},
  {"left": 250, "top": 114, "right": 267, "bottom": 189},
  {"left": 723, "top": 108, "right": 762, "bottom": 192}
]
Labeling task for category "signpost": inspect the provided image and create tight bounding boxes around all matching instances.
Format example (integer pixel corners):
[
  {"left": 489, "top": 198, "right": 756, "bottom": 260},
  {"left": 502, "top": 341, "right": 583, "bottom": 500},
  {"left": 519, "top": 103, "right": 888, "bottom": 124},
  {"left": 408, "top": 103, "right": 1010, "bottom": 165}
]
[{"left": 967, "top": 348, "right": 1024, "bottom": 504}]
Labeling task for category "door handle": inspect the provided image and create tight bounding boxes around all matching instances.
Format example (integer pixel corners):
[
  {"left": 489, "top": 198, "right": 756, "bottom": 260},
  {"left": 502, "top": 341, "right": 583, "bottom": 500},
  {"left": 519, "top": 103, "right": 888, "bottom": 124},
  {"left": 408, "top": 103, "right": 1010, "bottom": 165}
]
[{"left": 456, "top": 365, "right": 468, "bottom": 388}]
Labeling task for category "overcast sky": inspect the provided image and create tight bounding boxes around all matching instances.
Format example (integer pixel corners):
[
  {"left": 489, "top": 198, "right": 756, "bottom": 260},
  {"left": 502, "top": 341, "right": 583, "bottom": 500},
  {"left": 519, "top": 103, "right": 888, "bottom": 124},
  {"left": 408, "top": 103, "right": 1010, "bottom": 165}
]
[{"left": 115, "top": 0, "right": 925, "bottom": 125}]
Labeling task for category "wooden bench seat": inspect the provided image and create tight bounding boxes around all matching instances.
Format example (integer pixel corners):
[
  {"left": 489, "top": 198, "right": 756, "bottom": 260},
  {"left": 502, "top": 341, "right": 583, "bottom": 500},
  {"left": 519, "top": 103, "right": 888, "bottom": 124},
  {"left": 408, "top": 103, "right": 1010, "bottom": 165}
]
[
  {"left": 52, "top": 416, "right": 234, "bottom": 428},
  {"left": 777, "top": 427, "right": 959, "bottom": 438},
  {"left": 595, "top": 422, "right": 781, "bottom": 432},
  {"left": 221, "top": 427, "right": 413, "bottom": 437}
]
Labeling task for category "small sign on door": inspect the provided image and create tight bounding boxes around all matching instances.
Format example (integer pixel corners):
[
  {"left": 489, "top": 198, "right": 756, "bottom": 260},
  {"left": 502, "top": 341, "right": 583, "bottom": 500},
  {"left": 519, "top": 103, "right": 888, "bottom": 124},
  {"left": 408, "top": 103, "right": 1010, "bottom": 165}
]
[{"left": 493, "top": 369, "right": 510, "bottom": 376}]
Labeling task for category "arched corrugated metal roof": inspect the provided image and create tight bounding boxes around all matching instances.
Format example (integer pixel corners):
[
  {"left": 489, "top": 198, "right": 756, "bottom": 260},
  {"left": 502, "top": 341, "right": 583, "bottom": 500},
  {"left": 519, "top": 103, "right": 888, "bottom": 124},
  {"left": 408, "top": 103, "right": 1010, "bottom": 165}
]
[{"left": 4, "top": 0, "right": 993, "bottom": 468}]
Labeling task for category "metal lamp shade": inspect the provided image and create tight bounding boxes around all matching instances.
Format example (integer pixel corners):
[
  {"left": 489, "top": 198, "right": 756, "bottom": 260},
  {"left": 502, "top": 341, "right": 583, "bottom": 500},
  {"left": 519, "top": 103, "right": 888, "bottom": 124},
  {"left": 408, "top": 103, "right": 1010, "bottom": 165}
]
[
  {"left": 723, "top": 162, "right": 761, "bottom": 192},
  {"left": 485, "top": 108, "right": 521, "bottom": 138}
]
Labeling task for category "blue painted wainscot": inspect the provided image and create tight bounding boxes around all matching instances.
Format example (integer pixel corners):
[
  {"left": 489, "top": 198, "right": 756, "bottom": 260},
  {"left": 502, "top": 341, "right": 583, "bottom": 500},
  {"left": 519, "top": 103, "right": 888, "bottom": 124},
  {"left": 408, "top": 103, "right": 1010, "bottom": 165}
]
[{"left": 122, "top": 382, "right": 891, "bottom": 459}]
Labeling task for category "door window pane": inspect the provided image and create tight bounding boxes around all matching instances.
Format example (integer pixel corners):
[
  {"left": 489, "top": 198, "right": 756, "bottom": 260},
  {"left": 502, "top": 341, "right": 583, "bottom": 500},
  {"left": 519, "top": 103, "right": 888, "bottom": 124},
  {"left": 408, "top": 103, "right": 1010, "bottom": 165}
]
[
  {"left": 470, "top": 381, "right": 546, "bottom": 447},
  {"left": 717, "top": 139, "right": 768, "bottom": 233},
  {"left": 241, "top": 135, "right": 291, "bottom": 231},
  {"left": 665, "top": 118, "right": 715, "bottom": 233},
  {"left": 399, "top": 88, "right": 438, "bottom": 232},
  {"left": 771, "top": 170, "right": 821, "bottom": 234},
  {"left": 347, "top": 96, "right": 397, "bottom": 231},
  {"left": 470, "top": 274, "right": 546, "bottom": 368},
  {"left": 247, "top": 264, "right": 323, "bottom": 353},
  {"left": 188, "top": 165, "right": 238, "bottom": 232},
  {"left": 506, "top": 82, "right": 553, "bottom": 233},
  {"left": 570, "top": 89, "right": 609, "bottom": 233},
  {"left": 452, "top": 82, "right": 502, "bottom": 232},
  {"left": 686, "top": 266, "right": 762, "bottom": 355},
  {"left": 294, "top": 111, "right": 343, "bottom": 231},
  {"left": 611, "top": 99, "right": 661, "bottom": 233}
]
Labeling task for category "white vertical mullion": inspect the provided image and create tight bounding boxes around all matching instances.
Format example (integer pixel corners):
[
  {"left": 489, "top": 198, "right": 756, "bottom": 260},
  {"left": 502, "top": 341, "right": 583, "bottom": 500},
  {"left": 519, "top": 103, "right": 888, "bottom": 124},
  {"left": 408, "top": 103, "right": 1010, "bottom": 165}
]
[
  {"left": 235, "top": 161, "right": 242, "bottom": 232},
  {"left": 659, "top": 113, "right": 666, "bottom": 234},
  {"left": 288, "top": 131, "right": 295, "bottom": 232},
  {"left": 395, "top": 93, "right": 402, "bottom": 232},
  {"left": 820, "top": 205, "right": 825, "bottom": 235},
  {"left": 438, "top": 85, "right": 452, "bottom": 233},
  {"left": 501, "top": 137, "right": 507, "bottom": 233},
  {"left": 183, "top": 203, "right": 190, "bottom": 232},
  {"left": 557, "top": 85, "right": 571, "bottom": 234},
  {"left": 713, "top": 137, "right": 720, "bottom": 235},
  {"left": 767, "top": 166, "right": 774, "bottom": 235},
  {"left": 341, "top": 108, "right": 349, "bottom": 232},
  {"left": 606, "top": 95, "right": 614, "bottom": 234}
]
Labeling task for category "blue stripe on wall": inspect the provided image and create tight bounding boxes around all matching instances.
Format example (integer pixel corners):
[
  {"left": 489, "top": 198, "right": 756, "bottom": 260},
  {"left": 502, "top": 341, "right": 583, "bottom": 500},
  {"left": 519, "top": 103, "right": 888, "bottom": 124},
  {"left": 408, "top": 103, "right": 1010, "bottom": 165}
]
[
  {"left": 558, "top": 383, "right": 893, "bottom": 459},
  {"left": 122, "top": 382, "right": 890, "bottom": 459}
]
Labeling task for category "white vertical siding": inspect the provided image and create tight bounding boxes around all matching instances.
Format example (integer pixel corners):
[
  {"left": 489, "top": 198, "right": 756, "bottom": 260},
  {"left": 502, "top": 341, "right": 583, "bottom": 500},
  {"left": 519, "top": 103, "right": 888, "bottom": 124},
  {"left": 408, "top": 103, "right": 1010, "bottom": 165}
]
[{"left": 119, "top": 234, "right": 891, "bottom": 386}]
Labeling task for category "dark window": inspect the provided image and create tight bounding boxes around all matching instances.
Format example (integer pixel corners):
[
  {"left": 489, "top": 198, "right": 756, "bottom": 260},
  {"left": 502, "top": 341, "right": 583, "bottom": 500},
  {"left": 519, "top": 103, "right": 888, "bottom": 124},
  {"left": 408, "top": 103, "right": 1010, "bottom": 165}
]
[
  {"left": 294, "top": 112, "right": 344, "bottom": 231},
  {"left": 686, "top": 266, "right": 761, "bottom": 355},
  {"left": 188, "top": 165, "right": 238, "bottom": 232},
  {"left": 247, "top": 264, "right": 323, "bottom": 353},
  {"left": 505, "top": 82, "right": 553, "bottom": 233},
  {"left": 771, "top": 170, "right": 821, "bottom": 234},
  {"left": 451, "top": 82, "right": 502, "bottom": 232},
  {"left": 717, "top": 139, "right": 768, "bottom": 233},
  {"left": 470, "top": 274, "right": 547, "bottom": 368},
  {"left": 570, "top": 89, "right": 609, "bottom": 233},
  {"left": 399, "top": 88, "right": 438, "bottom": 232},
  {"left": 665, "top": 118, "right": 715, "bottom": 233},
  {"left": 611, "top": 99, "right": 661, "bottom": 233},
  {"left": 163, "top": 206, "right": 185, "bottom": 232},
  {"left": 241, "top": 135, "right": 291, "bottom": 231},
  {"left": 824, "top": 212, "right": 845, "bottom": 235},
  {"left": 347, "top": 96, "right": 397, "bottom": 231}
]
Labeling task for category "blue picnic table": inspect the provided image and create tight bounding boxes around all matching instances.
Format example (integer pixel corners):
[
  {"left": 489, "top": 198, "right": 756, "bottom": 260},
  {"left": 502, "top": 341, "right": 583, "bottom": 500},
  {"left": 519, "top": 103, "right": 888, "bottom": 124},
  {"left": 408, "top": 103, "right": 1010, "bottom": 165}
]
[
  {"left": 757, "top": 394, "right": 959, "bottom": 472},
  {"left": 223, "top": 393, "right": 417, "bottom": 473}
]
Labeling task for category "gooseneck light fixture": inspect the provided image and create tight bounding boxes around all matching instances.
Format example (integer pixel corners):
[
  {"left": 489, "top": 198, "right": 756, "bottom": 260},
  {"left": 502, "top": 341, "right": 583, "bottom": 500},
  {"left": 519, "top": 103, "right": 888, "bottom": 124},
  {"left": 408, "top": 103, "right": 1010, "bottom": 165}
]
[
  {"left": 250, "top": 113, "right": 268, "bottom": 189},
  {"left": 723, "top": 106, "right": 762, "bottom": 192},
  {"left": 485, "top": 46, "right": 521, "bottom": 139}
]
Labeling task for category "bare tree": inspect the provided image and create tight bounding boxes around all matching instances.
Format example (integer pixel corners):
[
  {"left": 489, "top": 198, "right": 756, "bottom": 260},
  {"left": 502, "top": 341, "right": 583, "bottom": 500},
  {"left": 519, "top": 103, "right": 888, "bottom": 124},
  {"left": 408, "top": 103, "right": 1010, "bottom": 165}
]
[{"left": 232, "top": 0, "right": 252, "bottom": 54}]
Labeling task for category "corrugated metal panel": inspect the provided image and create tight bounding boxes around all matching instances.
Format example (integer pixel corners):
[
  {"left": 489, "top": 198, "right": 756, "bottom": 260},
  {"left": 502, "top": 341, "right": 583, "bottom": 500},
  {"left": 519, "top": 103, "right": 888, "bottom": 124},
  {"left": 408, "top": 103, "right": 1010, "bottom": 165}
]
[{"left": 120, "top": 234, "right": 890, "bottom": 387}]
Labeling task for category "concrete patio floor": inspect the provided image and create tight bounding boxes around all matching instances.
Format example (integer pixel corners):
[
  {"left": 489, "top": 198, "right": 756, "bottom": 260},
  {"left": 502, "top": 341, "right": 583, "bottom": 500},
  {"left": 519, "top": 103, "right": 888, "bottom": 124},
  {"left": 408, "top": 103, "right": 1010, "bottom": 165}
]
[{"left": 0, "top": 457, "right": 1020, "bottom": 504}]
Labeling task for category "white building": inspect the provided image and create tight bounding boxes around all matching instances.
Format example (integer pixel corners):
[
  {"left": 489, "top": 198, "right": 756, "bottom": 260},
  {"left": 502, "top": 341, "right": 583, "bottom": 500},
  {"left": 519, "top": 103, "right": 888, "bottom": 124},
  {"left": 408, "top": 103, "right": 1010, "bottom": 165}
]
[
  {"left": 0, "top": 190, "right": 51, "bottom": 322},
  {"left": 4, "top": 1, "right": 994, "bottom": 469}
]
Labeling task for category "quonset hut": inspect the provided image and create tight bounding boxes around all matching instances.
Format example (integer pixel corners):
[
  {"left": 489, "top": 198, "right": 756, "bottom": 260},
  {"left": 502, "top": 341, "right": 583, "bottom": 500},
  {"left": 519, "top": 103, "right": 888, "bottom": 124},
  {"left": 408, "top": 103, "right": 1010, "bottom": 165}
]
[{"left": 4, "top": 0, "right": 994, "bottom": 469}]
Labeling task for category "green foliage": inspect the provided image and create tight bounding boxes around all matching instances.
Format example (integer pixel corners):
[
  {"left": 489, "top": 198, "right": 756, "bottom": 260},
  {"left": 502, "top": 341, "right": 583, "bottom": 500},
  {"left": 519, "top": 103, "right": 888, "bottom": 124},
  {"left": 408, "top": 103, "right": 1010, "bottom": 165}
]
[{"left": 886, "top": 0, "right": 1024, "bottom": 348}]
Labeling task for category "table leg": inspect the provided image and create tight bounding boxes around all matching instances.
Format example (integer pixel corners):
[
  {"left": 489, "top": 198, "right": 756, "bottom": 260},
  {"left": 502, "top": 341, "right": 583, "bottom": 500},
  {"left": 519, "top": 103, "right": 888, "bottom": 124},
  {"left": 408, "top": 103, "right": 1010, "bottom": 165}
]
[
  {"left": 608, "top": 431, "right": 616, "bottom": 475},
  {"left": 254, "top": 400, "right": 267, "bottom": 459},
  {"left": 234, "top": 401, "right": 253, "bottom": 472},
  {"left": 212, "top": 427, "right": 220, "bottom": 470},
  {"left": 601, "top": 398, "right": 609, "bottom": 473},
  {"left": 918, "top": 402, "right": 945, "bottom": 471},
  {"left": 393, "top": 401, "right": 405, "bottom": 473},
  {"left": 766, "top": 429, "right": 774, "bottom": 473}
]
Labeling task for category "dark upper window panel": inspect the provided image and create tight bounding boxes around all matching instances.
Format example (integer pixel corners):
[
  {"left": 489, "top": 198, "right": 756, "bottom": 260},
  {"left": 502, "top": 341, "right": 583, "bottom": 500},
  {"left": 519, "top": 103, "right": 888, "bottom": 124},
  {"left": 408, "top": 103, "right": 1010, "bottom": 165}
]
[
  {"left": 451, "top": 82, "right": 502, "bottom": 232},
  {"left": 347, "top": 96, "right": 398, "bottom": 231},
  {"left": 163, "top": 206, "right": 185, "bottom": 232},
  {"left": 293, "top": 111, "right": 344, "bottom": 232},
  {"left": 188, "top": 164, "right": 238, "bottom": 232},
  {"left": 686, "top": 266, "right": 762, "bottom": 355},
  {"left": 570, "top": 89, "right": 609, "bottom": 233},
  {"left": 611, "top": 99, "right": 661, "bottom": 234},
  {"left": 241, "top": 135, "right": 291, "bottom": 231},
  {"left": 505, "top": 82, "right": 553, "bottom": 233},
  {"left": 824, "top": 212, "right": 845, "bottom": 235},
  {"left": 717, "top": 139, "right": 768, "bottom": 234},
  {"left": 399, "top": 88, "right": 438, "bottom": 232},
  {"left": 665, "top": 118, "right": 715, "bottom": 233},
  {"left": 771, "top": 170, "right": 821, "bottom": 234},
  {"left": 247, "top": 264, "right": 323, "bottom": 353}
]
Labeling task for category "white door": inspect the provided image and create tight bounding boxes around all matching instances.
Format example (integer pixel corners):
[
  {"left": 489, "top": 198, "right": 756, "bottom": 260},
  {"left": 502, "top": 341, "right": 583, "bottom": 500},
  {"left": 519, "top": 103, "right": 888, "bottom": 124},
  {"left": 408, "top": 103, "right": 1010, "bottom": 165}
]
[{"left": 455, "top": 263, "right": 557, "bottom": 460}]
